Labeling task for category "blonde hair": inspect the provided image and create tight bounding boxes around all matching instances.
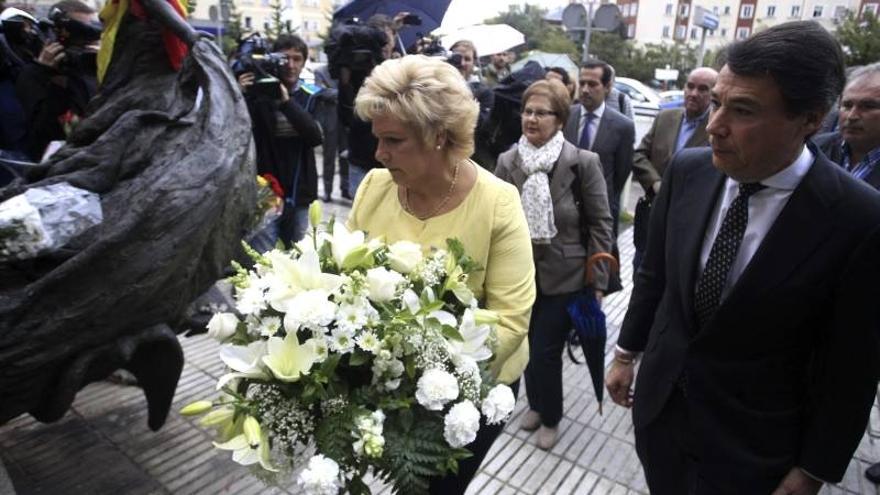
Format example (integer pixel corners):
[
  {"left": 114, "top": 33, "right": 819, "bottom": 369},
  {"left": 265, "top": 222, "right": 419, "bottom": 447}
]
[{"left": 355, "top": 55, "right": 479, "bottom": 162}]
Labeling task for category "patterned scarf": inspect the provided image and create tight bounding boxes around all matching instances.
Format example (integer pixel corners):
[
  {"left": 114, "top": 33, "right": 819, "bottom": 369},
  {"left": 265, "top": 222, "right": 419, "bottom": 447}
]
[{"left": 516, "top": 131, "right": 564, "bottom": 244}]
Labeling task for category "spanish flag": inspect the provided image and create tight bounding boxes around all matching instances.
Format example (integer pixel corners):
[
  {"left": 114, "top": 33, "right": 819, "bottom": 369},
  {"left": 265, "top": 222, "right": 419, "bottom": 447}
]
[{"left": 97, "top": 0, "right": 190, "bottom": 83}]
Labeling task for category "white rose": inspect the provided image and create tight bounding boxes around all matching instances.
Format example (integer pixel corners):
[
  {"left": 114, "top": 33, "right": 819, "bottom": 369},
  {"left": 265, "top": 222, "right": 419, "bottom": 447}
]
[
  {"left": 444, "top": 400, "right": 481, "bottom": 448},
  {"left": 481, "top": 384, "right": 515, "bottom": 425},
  {"left": 297, "top": 454, "right": 341, "bottom": 495},
  {"left": 387, "top": 240, "right": 423, "bottom": 274},
  {"left": 207, "top": 312, "right": 239, "bottom": 341},
  {"left": 415, "top": 368, "right": 459, "bottom": 411},
  {"left": 365, "top": 267, "right": 405, "bottom": 303}
]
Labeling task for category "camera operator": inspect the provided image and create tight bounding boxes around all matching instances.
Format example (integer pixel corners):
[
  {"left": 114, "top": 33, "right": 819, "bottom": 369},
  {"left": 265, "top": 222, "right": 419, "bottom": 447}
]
[
  {"left": 333, "top": 12, "right": 410, "bottom": 197},
  {"left": 449, "top": 40, "right": 493, "bottom": 133},
  {"left": 15, "top": 0, "right": 100, "bottom": 161},
  {"left": 237, "top": 33, "right": 322, "bottom": 245}
]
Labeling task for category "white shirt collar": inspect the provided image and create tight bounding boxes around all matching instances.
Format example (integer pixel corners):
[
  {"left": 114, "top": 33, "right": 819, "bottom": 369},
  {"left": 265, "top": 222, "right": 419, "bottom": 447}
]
[
  {"left": 581, "top": 101, "right": 605, "bottom": 121},
  {"left": 755, "top": 145, "right": 813, "bottom": 191}
]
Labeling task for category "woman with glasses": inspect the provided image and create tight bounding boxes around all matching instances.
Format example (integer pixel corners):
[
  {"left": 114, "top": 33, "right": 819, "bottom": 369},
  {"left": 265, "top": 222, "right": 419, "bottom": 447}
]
[{"left": 495, "top": 79, "right": 614, "bottom": 450}]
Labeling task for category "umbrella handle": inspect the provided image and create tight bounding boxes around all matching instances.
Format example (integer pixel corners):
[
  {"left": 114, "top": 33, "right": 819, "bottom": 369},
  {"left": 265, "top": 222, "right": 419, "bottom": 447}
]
[{"left": 585, "top": 252, "right": 619, "bottom": 286}]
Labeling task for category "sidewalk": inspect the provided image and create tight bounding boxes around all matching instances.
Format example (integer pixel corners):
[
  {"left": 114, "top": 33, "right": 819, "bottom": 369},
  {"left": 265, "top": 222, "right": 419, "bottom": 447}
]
[{"left": 1, "top": 193, "right": 878, "bottom": 495}]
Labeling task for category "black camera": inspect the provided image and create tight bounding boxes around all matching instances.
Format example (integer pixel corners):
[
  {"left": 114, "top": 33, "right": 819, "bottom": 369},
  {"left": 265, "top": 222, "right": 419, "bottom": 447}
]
[
  {"left": 324, "top": 19, "right": 387, "bottom": 79},
  {"left": 44, "top": 6, "right": 102, "bottom": 75},
  {"left": 231, "top": 33, "right": 289, "bottom": 100},
  {"left": 0, "top": 16, "right": 45, "bottom": 74},
  {"left": 413, "top": 35, "right": 462, "bottom": 71}
]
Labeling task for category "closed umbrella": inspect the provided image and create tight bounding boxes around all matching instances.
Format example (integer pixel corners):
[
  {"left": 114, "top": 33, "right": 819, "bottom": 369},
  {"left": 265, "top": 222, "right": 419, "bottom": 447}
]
[{"left": 566, "top": 253, "right": 619, "bottom": 415}]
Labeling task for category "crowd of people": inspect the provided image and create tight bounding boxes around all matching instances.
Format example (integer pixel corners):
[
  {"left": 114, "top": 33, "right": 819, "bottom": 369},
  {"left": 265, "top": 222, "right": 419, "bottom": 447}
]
[{"left": 1, "top": 2, "right": 880, "bottom": 494}]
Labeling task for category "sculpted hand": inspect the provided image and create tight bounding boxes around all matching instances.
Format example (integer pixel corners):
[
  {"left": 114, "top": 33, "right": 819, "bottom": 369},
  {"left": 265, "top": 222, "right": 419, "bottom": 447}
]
[
  {"left": 605, "top": 358, "right": 635, "bottom": 408},
  {"left": 770, "top": 468, "right": 822, "bottom": 495}
]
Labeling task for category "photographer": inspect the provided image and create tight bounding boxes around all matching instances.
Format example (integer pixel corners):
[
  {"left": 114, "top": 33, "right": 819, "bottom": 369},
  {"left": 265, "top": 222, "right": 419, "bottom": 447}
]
[
  {"left": 237, "top": 33, "right": 322, "bottom": 245},
  {"left": 0, "top": 8, "right": 42, "bottom": 161},
  {"left": 15, "top": 0, "right": 100, "bottom": 161},
  {"left": 449, "top": 40, "right": 493, "bottom": 134}
]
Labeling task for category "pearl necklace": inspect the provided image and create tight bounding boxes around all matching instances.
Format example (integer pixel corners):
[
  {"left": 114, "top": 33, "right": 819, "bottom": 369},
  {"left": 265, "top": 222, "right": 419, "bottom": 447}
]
[{"left": 403, "top": 160, "right": 462, "bottom": 220}]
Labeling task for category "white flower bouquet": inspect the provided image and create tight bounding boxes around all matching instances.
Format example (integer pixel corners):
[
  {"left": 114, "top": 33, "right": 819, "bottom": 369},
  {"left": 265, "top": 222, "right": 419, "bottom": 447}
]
[{"left": 182, "top": 201, "right": 516, "bottom": 494}]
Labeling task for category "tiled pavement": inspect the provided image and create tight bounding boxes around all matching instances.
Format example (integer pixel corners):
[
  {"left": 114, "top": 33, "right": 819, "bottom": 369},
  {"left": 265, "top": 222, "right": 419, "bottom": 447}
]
[{"left": 2, "top": 192, "right": 879, "bottom": 495}]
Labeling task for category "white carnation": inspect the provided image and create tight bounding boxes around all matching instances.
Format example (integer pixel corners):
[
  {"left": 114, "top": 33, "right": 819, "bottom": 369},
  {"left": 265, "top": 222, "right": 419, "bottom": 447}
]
[
  {"left": 283, "top": 289, "right": 337, "bottom": 333},
  {"left": 329, "top": 327, "right": 356, "bottom": 353},
  {"left": 235, "top": 283, "right": 266, "bottom": 315},
  {"left": 206, "top": 312, "right": 239, "bottom": 341},
  {"left": 415, "top": 368, "right": 459, "bottom": 411},
  {"left": 297, "top": 454, "right": 341, "bottom": 495},
  {"left": 365, "top": 267, "right": 405, "bottom": 303},
  {"left": 444, "top": 400, "right": 480, "bottom": 448},
  {"left": 356, "top": 331, "right": 381, "bottom": 354},
  {"left": 387, "top": 240, "right": 423, "bottom": 273},
  {"left": 481, "top": 384, "right": 515, "bottom": 425}
]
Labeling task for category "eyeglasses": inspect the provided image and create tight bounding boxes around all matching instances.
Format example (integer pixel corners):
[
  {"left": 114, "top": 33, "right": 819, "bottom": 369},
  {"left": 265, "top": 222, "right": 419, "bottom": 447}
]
[{"left": 521, "top": 109, "right": 557, "bottom": 119}]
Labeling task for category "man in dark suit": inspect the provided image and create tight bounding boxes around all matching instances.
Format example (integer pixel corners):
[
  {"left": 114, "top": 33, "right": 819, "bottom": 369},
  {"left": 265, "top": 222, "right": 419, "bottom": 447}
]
[
  {"left": 631, "top": 67, "right": 717, "bottom": 270},
  {"left": 812, "top": 63, "right": 880, "bottom": 190},
  {"left": 563, "top": 60, "right": 635, "bottom": 238},
  {"left": 606, "top": 22, "right": 880, "bottom": 495}
]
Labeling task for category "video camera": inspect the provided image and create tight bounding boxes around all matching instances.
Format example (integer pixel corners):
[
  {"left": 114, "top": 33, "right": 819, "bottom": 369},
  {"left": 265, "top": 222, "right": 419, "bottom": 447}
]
[
  {"left": 231, "top": 33, "right": 288, "bottom": 100},
  {"left": 413, "top": 35, "right": 462, "bottom": 71},
  {"left": 44, "top": 6, "right": 102, "bottom": 75},
  {"left": 324, "top": 19, "right": 387, "bottom": 79}
]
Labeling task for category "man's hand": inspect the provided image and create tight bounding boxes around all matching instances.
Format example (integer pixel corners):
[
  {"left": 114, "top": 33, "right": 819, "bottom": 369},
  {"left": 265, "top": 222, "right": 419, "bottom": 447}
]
[
  {"left": 237, "top": 72, "right": 254, "bottom": 92},
  {"left": 770, "top": 468, "right": 822, "bottom": 495},
  {"left": 37, "top": 42, "right": 65, "bottom": 69},
  {"left": 605, "top": 356, "right": 635, "bottom": 408},
  {"left": 391, "top": 11, "right": 411, "bottom": 31}
]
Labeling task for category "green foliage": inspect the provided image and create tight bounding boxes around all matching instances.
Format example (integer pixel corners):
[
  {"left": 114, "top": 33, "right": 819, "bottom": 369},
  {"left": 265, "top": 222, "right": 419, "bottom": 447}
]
[
  {"left": 314, "top": 409, "right": 356, "bottom": 465},
  {"left": 835, "top": 11, "right": 880, "bottom": 67},
  {"left": 265, "top": 0, "right": 295, "bottom": 40},
  {"left": 220, "top": 0, "right": 245, "bottom": 55},
  {"left": 589, "top": 31, "right": 700, "bottom": 86},
  {"left": 485, "top": 4, "right": 577, "bottom": 55}
]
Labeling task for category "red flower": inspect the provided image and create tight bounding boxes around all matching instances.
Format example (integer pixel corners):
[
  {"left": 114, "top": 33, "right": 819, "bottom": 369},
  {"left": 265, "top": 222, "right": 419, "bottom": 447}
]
[{"left": 260, "top": 173, "right": 285, "bottom": 198}]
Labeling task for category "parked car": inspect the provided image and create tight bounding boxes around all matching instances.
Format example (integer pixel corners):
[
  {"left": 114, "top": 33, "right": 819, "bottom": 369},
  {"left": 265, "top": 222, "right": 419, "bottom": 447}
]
[
  {"left": 614, "top": 77, "right": 661, "bottom": 117},
  {"left": 659, "top": 89, "right": 684, "bottom": 109}
]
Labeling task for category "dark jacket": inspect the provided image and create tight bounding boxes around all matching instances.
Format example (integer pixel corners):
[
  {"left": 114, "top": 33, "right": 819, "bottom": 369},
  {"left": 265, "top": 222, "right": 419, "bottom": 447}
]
[{"left": 811, "top": 131, "right": 880, "bottom": 189}]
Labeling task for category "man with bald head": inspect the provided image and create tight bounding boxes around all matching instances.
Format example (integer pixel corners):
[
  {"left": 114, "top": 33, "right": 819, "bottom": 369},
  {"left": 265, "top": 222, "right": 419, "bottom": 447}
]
[{"left": 631, "top": 67, "right": 718, "bottom": 269}]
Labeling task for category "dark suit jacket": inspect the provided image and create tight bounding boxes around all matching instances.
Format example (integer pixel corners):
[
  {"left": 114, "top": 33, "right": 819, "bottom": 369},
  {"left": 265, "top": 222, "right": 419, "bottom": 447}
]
[
  {"left": 812, "top": 131, "right": 880, "bottom": 189},
  {"left": 563, "top": 104, "right": 634, "bottom": 232},
  {"left": 619, "top": 147, "right": 880, "bottom": 490},
  {"left": 632, "top": 108, "right": 709, "bottom": 191},
  {"left": 495, "top": 140, "right": 614, "bottom": 294}
]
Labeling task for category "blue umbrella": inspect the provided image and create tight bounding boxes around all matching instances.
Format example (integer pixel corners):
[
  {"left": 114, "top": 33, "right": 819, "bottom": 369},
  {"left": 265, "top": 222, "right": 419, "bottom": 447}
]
[
  {"left": 333, "top": 0, "right": 452, "bottom": 51},
  {"left": 566, "top": 253, "right": 619, "bottom": 415}
]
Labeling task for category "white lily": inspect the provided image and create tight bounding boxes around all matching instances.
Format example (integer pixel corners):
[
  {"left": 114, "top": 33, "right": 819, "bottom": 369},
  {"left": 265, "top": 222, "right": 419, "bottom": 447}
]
[
  {"left": 265, "top": 250, "right": 343, "bottom": 312},
  {"left": 214, "top": 418, "right": 277, "bottom": 471},
  {"left": 427, "top": 310, "right": 458, "bottom": 329},
  {"left": 448, "top": 309, "right": 493, "bottom": 362},
  {"left": 329, "top": 223, "right": 367, "bottom": 267},
  {"left": 217, "top": 341, "right": 268, "bottom": 389},
  {"left": 402, "top": 289, "right": 421, "bottom": 315},
  {"left": 262, "top": 332, "right": 320, "bottom": 382}
]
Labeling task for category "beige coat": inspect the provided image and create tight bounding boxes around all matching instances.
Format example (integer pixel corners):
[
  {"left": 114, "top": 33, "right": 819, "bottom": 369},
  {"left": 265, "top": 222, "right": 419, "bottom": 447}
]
[
  {"left": 495, "top": 140, "right": 614, "bottom": 295},
  {"left": 632, "top": 107, "right": 709, "bottom": 191}
]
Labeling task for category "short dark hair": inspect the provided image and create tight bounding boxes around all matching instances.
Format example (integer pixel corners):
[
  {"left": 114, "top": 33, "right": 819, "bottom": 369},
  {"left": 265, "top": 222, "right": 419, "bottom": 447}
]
[
  {"left": 52, "top": 0, "right": 94, "bottom": 14},
  {"left": 545, "top": 66, "right": 570, "bottom": 86},
  {"left": 580, "top": 60, "right": 612, "bottom": 86},
  {"left": 272, "top": 34, "right": 308, "bottom": 58},
  {"left": 724, "top": 21, "right": 844, "bottom": 117}
]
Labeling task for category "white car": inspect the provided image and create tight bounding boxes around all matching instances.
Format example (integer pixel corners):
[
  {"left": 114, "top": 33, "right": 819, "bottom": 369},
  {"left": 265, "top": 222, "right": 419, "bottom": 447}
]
[{"left": 614, "top": 77, "right": 661, "bottom": 118}]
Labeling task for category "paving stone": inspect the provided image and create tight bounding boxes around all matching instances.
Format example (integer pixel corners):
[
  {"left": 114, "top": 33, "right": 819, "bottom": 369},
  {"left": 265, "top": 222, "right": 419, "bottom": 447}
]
[
  {"left": 556, "top": 465, "right": 587, "bottom": 495},
  {"left": 572, "top": 470, "right": 599, "bottom": 495},
  {"left": 539, "top": 459, "right": 574, "bottom": 495}
]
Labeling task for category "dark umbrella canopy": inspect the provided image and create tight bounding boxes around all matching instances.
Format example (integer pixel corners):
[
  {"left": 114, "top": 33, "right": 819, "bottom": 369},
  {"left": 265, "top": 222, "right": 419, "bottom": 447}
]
[
  {"left": 566, "top": 253, "right": 619, "bottom": 415},
  {"left": 333, "top": 0, "right": 452, "bottom": 50}
]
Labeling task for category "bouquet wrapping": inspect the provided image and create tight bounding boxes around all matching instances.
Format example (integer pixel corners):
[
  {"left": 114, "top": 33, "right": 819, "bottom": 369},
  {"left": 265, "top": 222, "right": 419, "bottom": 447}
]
[{"left": 183, "top": 201, "right": 516, "bottom": 494}]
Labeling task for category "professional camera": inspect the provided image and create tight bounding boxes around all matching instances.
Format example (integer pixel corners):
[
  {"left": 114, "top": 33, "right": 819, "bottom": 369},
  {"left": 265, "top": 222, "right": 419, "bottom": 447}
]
[
  {"left": 413, "top": 35, "right": 462, "bottom": 71},
  {"left": 231, "top": 33, "right": 288, "bottom": 99},
  {"left": 324, "top": 19, "right": 387, "bottom": 79},
  {"left": 0, "top": 13, "right": 45, "bottom": 74},
  {"left": 44, "top": 6, "right": 102, "bottom": 75}
]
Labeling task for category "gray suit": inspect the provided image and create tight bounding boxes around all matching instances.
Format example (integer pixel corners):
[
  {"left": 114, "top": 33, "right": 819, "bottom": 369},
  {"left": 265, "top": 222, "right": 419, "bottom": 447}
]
[
  {"left": 563, "top": 104, "right": 634, "bottom": 235},
  {"left": 632, "top": 108, "right": 709, "bottom": 192},
  {"left": 495, "top": 140, "right": 614, "bottom": 293}
]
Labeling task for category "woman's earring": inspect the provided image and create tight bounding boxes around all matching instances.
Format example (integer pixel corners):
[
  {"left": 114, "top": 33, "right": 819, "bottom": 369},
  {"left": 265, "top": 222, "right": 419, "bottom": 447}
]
[{"left": 435, "top": 144, "right": 442, "bottom": 150}]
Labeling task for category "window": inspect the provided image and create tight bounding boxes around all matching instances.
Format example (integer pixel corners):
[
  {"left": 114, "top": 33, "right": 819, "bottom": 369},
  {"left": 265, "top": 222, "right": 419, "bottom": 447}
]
[
  {"left": 724, "top": 6, "right": 731, "bottom": 15},
  {"left": 662, "top": 25, "right": 671, "bottom": 37},
  {"left": 865, "top": 4, "right": 879, "bottom": 16},
  {"left": 833, "top": 6, "right": 847, "bottom": 19},
  {"left": 791, "top": 5, "right": 801, "bottom": 16},
  {"left": 720, "top": 28, "right": 728, "bottom": 37},
  {"left": 713, "top": 6, "right": 719, "bottom": 14},
  {"left": 285, "top": 0, "right": 292, "bottom": 7},
  {"left": 813, "top": 5, "right": 823, "bottom": 17},
  {"left": 675, "top": 24, "right": 687, "bottom": 39},
  {"left": 244, "top": 16, "right": 252, "bottom": 29},
  {"left": 741, "top": 4, "right": 754, "bottom": 18},
  {"left": 690, "top": 27, "right": 698, "bottom": 39},
  {"left": 631, "top": 3, "right": 638, "bottom": 16},
  {"left": 285, "top": 20, "right": 292, "bottom": 31},
  {"left": 679, "top": 4, "right": 689, "bottom": 17},
  {"left": 736, "top": 27, "right": 750, "bottom": 39},
  {"left": 627, "top": 24, "right": 635, "bottom": 37},
  {"left": 766, "top": 5, "right": 776, "bottom": 17},
  {"left": 263, "top": 21, "right": 270, "bottom": 30},
  {"left": 665, "top": 3, "right": 673, "bottom": 15}
]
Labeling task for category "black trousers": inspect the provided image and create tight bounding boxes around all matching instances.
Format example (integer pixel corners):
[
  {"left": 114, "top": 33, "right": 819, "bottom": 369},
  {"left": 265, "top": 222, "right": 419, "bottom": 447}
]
[
  {"left": 524, "top": 291, "right": 576, "bottom": 428},
  {"left": 428, "top": 380, "right": 520, "bottom": 494}
]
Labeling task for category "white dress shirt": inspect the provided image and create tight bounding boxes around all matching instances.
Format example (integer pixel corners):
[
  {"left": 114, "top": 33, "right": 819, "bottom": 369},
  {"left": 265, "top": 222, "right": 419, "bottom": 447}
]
[
  {"left": 577, "top": 101, "right": 605, "bottom": 150},
  {"left": 697, "top": 145, "right": 814, "bottom": 299}
]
